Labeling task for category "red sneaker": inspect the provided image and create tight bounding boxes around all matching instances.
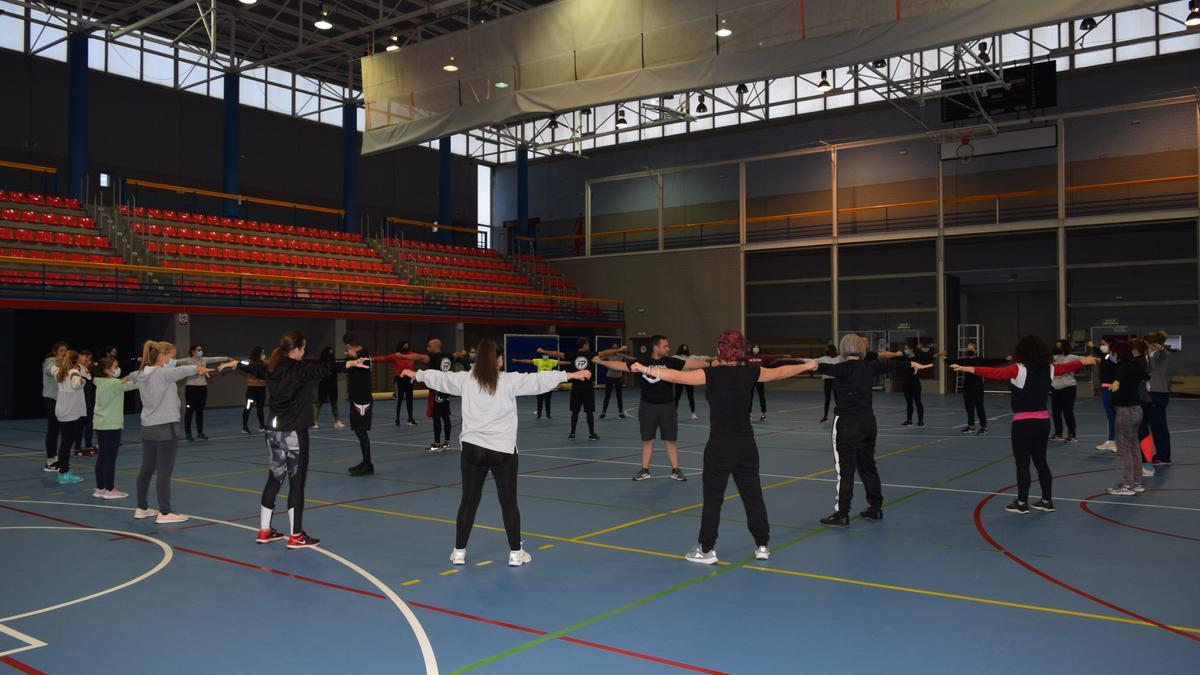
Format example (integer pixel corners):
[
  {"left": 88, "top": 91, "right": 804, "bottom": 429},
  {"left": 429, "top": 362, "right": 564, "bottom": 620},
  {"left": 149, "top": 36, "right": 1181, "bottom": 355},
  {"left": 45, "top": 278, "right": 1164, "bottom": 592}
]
[
  {"left": 256, "top": 528, "right": 286, "bottom": 544},
  {"left": 286, "top": 531, "right": 320, "bottom": 549}
]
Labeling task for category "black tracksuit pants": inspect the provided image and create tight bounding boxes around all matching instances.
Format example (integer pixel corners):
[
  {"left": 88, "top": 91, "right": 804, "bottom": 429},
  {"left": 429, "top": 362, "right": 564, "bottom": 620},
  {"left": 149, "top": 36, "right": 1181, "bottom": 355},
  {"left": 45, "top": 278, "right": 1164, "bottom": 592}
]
[
  {"left": 832, "top": 413, "right": 882, "bottom": 514},
  {"left": 698, "top": 437, "right": 769, "bottom": 552}
]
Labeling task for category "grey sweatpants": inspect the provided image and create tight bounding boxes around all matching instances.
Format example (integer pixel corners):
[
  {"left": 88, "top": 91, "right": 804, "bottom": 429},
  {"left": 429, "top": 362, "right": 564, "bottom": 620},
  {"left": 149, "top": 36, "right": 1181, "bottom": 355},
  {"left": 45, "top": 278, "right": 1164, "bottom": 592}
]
[
  {"left": 1114, "top": 405, "right": 1143, "bottom": 487},
  {"left": 137, "top": 438, "right": 179, "bottom": 514}
]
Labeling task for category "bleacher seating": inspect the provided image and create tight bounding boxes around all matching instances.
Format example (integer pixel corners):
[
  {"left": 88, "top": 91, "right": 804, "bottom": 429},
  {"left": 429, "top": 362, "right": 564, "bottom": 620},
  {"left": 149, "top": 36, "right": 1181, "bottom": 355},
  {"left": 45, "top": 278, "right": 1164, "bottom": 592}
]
[
  {"left": 387, "top": 237, "right": 555, "bottom": 294},
  {"left": 0, "top": 190, "right": 82, "bottom": 211},
  {"left": 118, "top": 206, "right": 361, "bottom": 242}
]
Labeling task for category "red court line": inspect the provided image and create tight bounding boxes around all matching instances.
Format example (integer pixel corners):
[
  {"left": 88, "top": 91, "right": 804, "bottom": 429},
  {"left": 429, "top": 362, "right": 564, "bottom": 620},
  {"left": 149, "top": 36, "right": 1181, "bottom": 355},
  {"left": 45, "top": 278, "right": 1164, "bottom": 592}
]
[
  {"left": 1080, "top": 489, "right": 1200, "bottom": 543},
  {"left": 0, "top": 657, "right": 46, "bottom": 675},
  {"left": 973, "top": 475, "right": 1200, "bottom": 643},
  {"left": 2, "top": 504, "right": 725, "bottom": 674}
]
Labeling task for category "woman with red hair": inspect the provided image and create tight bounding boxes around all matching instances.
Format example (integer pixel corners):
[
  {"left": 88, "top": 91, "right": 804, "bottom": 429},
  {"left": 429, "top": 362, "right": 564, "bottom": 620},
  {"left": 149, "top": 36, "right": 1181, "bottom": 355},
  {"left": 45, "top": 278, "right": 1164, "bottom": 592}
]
[{"left": 632, "top": 330, "right": 811, "bottom": 565}]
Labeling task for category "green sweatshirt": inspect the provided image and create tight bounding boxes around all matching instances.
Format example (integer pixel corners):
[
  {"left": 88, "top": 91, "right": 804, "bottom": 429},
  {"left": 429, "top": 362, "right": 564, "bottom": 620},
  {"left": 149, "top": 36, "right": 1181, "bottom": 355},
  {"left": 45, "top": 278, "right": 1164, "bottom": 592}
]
[{"left": 93, "top": 377, "right": 140, "bottom": 431}]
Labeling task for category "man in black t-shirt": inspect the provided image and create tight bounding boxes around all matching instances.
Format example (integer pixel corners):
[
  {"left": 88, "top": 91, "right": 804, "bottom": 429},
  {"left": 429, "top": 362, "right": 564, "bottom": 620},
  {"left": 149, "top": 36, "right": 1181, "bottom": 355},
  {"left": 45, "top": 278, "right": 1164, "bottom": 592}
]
[
  {"left": 600, "top": 334, "right": 709, "bottom": 481},
  {"left": 342, "top": 334, "right": 375, "bottom": 476},
  {"left": 539, "top": 339, "right": 622, "bottom": 441},
  {"left": 408, "top": 339, "right": 465, "bottom": 453}
]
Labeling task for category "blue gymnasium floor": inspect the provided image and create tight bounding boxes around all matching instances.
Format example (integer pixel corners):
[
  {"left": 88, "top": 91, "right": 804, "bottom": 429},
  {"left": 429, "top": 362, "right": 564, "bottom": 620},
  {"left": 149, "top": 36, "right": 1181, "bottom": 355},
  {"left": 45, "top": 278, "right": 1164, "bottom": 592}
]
[{"left": 1, "top": 391, "right": 1198, "bottom": 674}]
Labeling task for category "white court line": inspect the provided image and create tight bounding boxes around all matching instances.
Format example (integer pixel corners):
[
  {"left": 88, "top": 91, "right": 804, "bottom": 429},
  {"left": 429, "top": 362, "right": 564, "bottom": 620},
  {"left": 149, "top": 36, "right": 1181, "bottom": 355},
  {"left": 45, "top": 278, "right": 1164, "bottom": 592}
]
[
  {"left": 0, "top": 622, "right": 45, "bottom": 659},
  {"left": 517, "top": 452, "right": 1200, "bottom": 513},
  {"left": 0, "top": 500, "right": 439, "bottom": 675}
]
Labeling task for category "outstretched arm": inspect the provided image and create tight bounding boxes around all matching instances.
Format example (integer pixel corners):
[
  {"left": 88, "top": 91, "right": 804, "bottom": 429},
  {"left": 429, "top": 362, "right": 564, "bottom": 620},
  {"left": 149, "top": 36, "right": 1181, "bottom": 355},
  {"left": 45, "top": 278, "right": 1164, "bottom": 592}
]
[
  {"left": 631, "top": 362, "right": 706, "bottom": 386},
  {"left": 595, "top": 347, "right": 623, "bottom": 358},
  {"left": 538, "top": 347, "right": 566, "bottom": 359},
  {"left": 759, "top": 361, "right": 819, "bottom": 382},
  {"left": 511, "top": 358, "right": 535, "bottom": 365},
  {"left": 597, "top": 357, "right": 631, "bottom": 372}
]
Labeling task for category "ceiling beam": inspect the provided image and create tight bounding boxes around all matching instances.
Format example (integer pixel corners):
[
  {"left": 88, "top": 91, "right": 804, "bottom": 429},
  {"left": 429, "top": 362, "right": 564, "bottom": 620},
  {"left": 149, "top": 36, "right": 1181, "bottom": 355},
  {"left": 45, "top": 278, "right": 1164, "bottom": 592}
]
[{"left": 110, "top": 0, "right": 196, "bottom": 40}]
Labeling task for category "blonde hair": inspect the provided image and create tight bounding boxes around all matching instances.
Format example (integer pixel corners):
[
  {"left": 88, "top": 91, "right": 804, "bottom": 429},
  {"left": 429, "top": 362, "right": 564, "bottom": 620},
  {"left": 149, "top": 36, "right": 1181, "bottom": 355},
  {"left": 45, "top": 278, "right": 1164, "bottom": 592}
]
[
  {"left": 56, "top": 350, "right": 79, "bottom": 382},
  {"left": 140, "top": 340, "right": 176, "bottom": 370}
]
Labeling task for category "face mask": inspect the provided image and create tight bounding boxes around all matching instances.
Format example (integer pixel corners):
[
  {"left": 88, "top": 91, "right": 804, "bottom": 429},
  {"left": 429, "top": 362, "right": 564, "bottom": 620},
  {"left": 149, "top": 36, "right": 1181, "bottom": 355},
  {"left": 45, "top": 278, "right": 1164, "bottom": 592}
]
[
  {"left": 194, "top": 350, "right": 203, "bottom": 358},
  {"left": 751, "top": 347, "right": 760, "bottom": 354},
  {"left": 111, "top": 367, "right": 121, "bottom": 378},
  {"left": 469, "top": 351, "right": 477, "bottom": 361},
  {"left": 920, "top": 346, "right": 930, "bottom": 352},
  {"left": 1100, "top": 345, "right": 1110, "bottom": 354},
  {"left": 165, "top": 358, "right": 177, "bottom": 368}
]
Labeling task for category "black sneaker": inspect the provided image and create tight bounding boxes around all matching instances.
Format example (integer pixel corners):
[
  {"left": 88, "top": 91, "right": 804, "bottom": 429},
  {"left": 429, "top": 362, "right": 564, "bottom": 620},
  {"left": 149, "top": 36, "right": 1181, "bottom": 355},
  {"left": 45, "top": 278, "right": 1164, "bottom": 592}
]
[
  {"left": 567, "top": 432, "right": 576, "bottom": 440},
  {"left": 670, "top": 468, "right": 687, "bottom": 482},
  {"left": 546, "top": 416, "right": 553, "bottom": 420},
  {"left": 350, "top": 464, "right": 375, "bottom": 477},
  {"left": 536, "top": 413, "right": 542, "bottom": 419},
  {"left": 1064, "top": 436, "right": 1078, "bottom": 444},
  {"left": 598, "top": 414, "right": 607, "bottom": 419},
  {"left": 407, "top": 420, "right": 417, "bottom": 426},
  {"left": 588, "top": 434, "right": 600, "bottom": 441},
  {"left": 978, "top": 427, "right": 989, "bottom": 436},
  {"left": 618, "top": 413, "right": 627, "bottom": 419},
  {"left": 1031, "top": 499, "right": 1055, "bottom": 512},
  {"left": 427, "top": 443, "right": 443, "bottom": 453},
  {"left": 185, "top": 433, "right": 194, "bottom": 442},
  {"left": 759, "top": 414, "right": 766, "bottom": 421},
  {"left": 286, "top": 531, "right": 321, "bottom": 549},
  {"left": 44, "top": 459, "right": 59, "bottom": 473},
  {"left": 632, "top": 468, "right": 651, "bottom": 481},
  {"left": 1050, "top": 434, "right": 1063, "bottom": 441},
  {"left": 394, "top": 420, "right": 402, "bottom": 426},
  {"left": 1004, "top": 500, "right": 1030, "bottom": 514},
  {"left": 961, "top": 426, "right": 976, "bottom": 434},
  {"left": 820, "top": 512, "right": 850, "bottom": 527},
  {"left": 917, "top": 421, "right": 925, "bottom": 427},
  {"left": 820, "top": 416, "right": 828, "bottom": 423},
  {"left": 901, "top": 420, "right": 913, "bottom": 427},
  {"left": 257, "top": 426, "right": 267, "bottom": 432},
  {"left": 859, "top": 508, "right": 883, "bottom": 521},
  {"left": 440, "top": 441, "right": 451, "bottom": 451},
  {"left": 197, "top": 433, "right": 209, "bottom": 440},
  {"left": 348, "top": 462, "right": 364, "bottom": 473}
]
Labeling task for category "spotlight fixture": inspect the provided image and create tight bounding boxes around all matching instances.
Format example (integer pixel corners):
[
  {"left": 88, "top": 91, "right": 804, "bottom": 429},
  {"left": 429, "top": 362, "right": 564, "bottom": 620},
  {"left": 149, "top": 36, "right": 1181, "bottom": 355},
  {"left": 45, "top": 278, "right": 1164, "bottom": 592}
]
[
  {"left": 715, "top": 19, "right": 732, "bottom": 38},
  {"left": 389, "top": 33, "right": 399, "bottom": 42},
  {"left": 817, "top": 71, "right": 831, "bottom": 92},
  {"left": 735, "top": 83, "right": 748, "bottom": 95},
  {"left": 386, "top": 44, "right": 399, "bottom": 52},
  {"left": 1079, "top": 16, "right": 1097, "bottom": 32},
  {"left": 615, "top": 109, "right": 628, "bottom": 127},
  {"left": 977, "top": 42, "right": 990, "bottom": 64},
  {"left": 239, "top": 0, "right": 257, "bottom": 5},
  {"left": 548, "top": 115, "right": 559, "bottom": 129},
  {"left": 493, "top": 80, "right": 509, "bottom": 89},
  {"left": 871, "top": 58, "right": 887, "bottom": 69},
  {"left": 580, "top": 108, "right": 591, "bottom": 115},
  {"left": 696, "top": 95, "right": 708, "bottom": 113},
  {"left": 1187, "top": 1, "right": 1200, "bottom": 26},
  {"left": 443, "top": 56, "right": 458, "bottom": 72},
  {"left": 314, "top": 3, "right": 332, "bottom": 30}
]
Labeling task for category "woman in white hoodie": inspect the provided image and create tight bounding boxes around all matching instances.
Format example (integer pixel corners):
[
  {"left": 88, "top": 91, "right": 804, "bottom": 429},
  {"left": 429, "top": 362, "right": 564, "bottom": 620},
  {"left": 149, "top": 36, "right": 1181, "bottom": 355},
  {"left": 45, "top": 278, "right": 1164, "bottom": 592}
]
[
  {"left": 51, "top": 350, "right": 87, "bottom": 484},
  {"left": 41, "top": 341, "right": 68, "bottom": 471},
  {"left": 402, "top": 338, "right": 591, "bottom": 567}
]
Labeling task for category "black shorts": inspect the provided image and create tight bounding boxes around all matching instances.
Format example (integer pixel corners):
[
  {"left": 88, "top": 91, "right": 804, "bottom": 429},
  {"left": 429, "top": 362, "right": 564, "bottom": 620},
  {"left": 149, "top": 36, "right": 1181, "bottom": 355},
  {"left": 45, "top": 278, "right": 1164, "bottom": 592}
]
[
  {"left": 350, "top": 401, "right": 373, "bottom": 431},
  {"left": 569, "top": 385, "right": 595, "bottom": 412},
  {"left": 639, "top": 401, "right": 678, "bottom": 442}
]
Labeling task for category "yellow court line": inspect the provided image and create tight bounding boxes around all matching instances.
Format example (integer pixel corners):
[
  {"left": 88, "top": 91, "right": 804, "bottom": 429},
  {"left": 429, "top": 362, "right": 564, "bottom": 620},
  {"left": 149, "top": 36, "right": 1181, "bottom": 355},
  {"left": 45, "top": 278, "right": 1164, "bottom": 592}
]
[
  {"left": 743, "top": 565, "right": 1200, "bottom": 635},
  {"left": 440, "top": 569, "right": 459, "bottom": 576},
  {"left": 402, "top": 579, "right": 421, "bottom": 586},
  {"left": 571, "top": 443, "right": 923, "bottom": 541},
  {"left": 475, "top": 561, "right": 494, "bottom": 567}
]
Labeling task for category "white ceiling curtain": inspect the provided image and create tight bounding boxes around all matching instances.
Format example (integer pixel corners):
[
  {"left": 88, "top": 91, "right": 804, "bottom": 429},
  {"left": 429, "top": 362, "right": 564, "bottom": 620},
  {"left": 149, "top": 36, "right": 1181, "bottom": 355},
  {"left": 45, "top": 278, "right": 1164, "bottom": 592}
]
[{"left": 360, "top": 0, "right": 1157, "bottom": 155}]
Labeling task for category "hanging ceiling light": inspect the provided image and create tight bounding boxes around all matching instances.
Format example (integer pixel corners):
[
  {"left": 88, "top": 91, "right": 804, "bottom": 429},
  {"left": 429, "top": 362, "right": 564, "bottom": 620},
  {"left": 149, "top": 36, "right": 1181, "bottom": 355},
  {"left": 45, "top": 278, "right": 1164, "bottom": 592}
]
[
  {"left": 443, "top": 56, "right": 459, "bottom": 72},
  {"left": 239, "top": 0, "right": 258, "bottom": 5},
  {"left": 615, "top": 109, "right": 628, "bottom": 127},
  {"left": 1186, "top": 1, "right": 1200, "bottom": 26},
  {"left": 314, "top": 3, "right": 333, "bottom": 30},
  {"left": 696, "top": 94, "right": 708, "bottom": 113},
  {"left": 386, "top": 44, "right": 399, "bottom": 52},
  {"left": 715, "top": 18, "right": 732, "bottom": 38},
  {"left": 977, "top": 41, "right": 990, "bottom": 64},
  {"left": 871, "top": 58, "right": 887, "bottom": 69},
  {"left": 493, "top": 80, "right": 509, "bottom": 88},
  {"left": 735, "top": 83, "right": 748, "bottom": 95},
  {"left": 817, "top": 71, "right": 831, "bottom": 92},
  {"left": 548, "top": 115, "right": 559, "bottom": 129},
  {"left": 1079, "top": 16, "right": 1097, "bottom": 31}
]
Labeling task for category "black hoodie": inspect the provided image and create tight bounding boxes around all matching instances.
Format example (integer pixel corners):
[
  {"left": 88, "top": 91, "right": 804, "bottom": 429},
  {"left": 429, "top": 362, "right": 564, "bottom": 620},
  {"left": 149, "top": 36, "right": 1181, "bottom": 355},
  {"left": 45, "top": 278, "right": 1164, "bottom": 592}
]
[{"left": 239, "top": 357, "right": 346, "bottom": 431}]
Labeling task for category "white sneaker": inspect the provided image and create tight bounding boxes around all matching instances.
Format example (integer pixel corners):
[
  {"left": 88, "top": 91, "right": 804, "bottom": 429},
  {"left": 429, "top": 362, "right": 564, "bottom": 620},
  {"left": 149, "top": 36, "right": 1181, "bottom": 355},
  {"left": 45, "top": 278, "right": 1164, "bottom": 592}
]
[
  {"left": 92, "top": 489, "right": 107, "bottom": 499},
  {"left": 1096, "top": 440, "right": 1116, "bottom": 451},
  {"left": 43, "top": 459, "right": 59, "bottom": 472},
  {"left": 310, "top": 423, "right": 319, "bottom": 430},
  {"left": 690, "top": 413, "right": 700, "bottom": 420},
  {"left": 101, "top": 489, "right": 128, "bottom": 500},
  {"left": 1132, "top": 483, "right": 1146, "bottom": 493},
  {"left": 334, "top": 421, "right": 346, "bottom": 429},
  {"left": 155, "top": 512, "right": 189, "bottom": 524},
  {"left": 754, "top": 545, "right": 770, "bottom": 560},
  {"left": 133, "top": 508, "right": 159, "bottom": 519},
  {"left": 449, "top": 548, "right": 466, "bottom": 565},
  {"left": 685, "top": 546, "right": 718, "bottom": 565},
  {"left": 1106, "top": 485, "right": 1136, "bottom": 496},
  {"left": 508, "top": 549, "right": 532, "bottom": 567},
  {"left": 1142, "top": 464, "right": 1156, "bottom": 478}
]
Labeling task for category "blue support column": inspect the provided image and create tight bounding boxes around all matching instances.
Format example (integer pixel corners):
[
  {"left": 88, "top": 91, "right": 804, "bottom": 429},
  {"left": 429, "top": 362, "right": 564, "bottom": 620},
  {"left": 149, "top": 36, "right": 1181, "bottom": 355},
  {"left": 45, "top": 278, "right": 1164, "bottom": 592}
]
[
  {"left": 66, "top": 32, "right": 89, "bottom": 201},
  {"left": 438, "top": 137, "right": 453, "bottom": 242},
  {"left": 222, "top": 73, "right": 240, "bottom": 216},
  {"left": 342, "top": 103, "right": 358, "bottom": 234},
  {"left": 517, "top": 145, "right": 530, "bottom": 253}
]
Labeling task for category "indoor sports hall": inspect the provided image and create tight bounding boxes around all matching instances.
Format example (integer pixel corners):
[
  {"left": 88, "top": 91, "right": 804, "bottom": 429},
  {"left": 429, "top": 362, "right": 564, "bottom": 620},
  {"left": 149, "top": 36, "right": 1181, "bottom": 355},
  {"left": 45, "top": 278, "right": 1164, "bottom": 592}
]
[{"left": 0, "top": 2, "right": 1198, "bottom": 674}]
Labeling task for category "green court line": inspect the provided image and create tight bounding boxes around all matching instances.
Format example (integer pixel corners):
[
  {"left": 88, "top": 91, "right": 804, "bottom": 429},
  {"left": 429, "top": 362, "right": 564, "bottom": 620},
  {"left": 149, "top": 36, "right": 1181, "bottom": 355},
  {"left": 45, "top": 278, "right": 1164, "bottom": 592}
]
[{"left": 449, "top": 452, "right": 1012, "bottom": 673}]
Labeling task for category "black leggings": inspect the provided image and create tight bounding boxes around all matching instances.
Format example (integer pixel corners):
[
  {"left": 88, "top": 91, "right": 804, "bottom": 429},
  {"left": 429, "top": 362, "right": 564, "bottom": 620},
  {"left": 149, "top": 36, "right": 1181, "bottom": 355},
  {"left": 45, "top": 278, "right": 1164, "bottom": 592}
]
[
  {"left": 674, "top": 383, "right": 695, "bottom": 413},
  {"left": 43, "top": 397, "right": 59, "bottom": 459},
  {"left": 184, "top": 385, "right": 208, "bottom": 434},
  {"left": 536, "top": 391, "right": 552, "bottom": 417},
  {"left": 699, "top": 440, "right": 769, "bottom": 552},
  {"left": 261, "top": 429, "right": 310, "bottom": 534},
  {"left": 56, "top": 418, "right": 82, "bottom": 473},
  {"left": 456, "top": 442, "right": 520, "bottom": 550},
  {"left": 602, "top": 381, "right": 624, "bottom": 414},
  {"left": 95, "top": 429, "right": 121, "bottom": 490},
  {"left": 822, "top": 379, "right": 837, "bottom": 418},
  {"left": 963, "top": 385, "right": 987, "bottom": 428},
  {"left": 432, "top": 401, "right": 452, "bottom": 443},
  {"left": 748, "top": 382, "right": 766, "bottom": 414},
  {"left": 570, "top": 410, "right": 595, "bottom": 436},
  {"left": 394, "top": 377, "right": 414, "bottom": 422},
  {"left": 1051, "top": 386, "right": 1077, "bottom": 437},
  {"left": 1012, "top": 418, "right": 1052, "bottom": 503},
  {"left": 314, "top": 383, "right": 340, "bottom": 423},
  {"left": 243, "top": 386, "right": 266, "bottom": 430},
  {"left": 903, "top": 379, "right": 924, "bottom": 423}
]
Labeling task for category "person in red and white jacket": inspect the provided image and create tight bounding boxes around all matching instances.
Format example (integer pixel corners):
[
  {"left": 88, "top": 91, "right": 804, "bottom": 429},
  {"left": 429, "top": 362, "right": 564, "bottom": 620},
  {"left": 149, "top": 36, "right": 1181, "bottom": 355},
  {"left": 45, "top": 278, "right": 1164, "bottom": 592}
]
[{"left": 952, "top": 336, "right": 1097, "bottom": 515}]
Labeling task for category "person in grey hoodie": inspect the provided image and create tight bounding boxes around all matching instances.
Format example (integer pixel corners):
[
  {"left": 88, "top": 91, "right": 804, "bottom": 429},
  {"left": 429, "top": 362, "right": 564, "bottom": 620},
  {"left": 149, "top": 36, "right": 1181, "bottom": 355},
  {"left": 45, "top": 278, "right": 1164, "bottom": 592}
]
[
  {"left": 130, "top": 340, "right": 214, "bottom": 525},
  {"left": 180, "top": 343, "right": 231, "bottom": 442},
  {"left": 41, "top": 341, "right": 68, "bottom": 471}
]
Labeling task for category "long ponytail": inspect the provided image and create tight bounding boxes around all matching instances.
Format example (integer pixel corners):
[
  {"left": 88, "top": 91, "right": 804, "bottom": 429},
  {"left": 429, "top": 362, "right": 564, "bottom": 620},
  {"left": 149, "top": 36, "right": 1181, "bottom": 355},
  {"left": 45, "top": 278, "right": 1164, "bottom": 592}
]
[
  {"left": 56, "top": 351, "right": 78, "bottom": 382},
  {"left": 267, "top": 331, "right": 306, "bottom": 373},
  {"left": 140, "top": 340, "right": 175, "bottom": 370},
  {"left": 471, "top": 339, "right": 501, "bottom": 395}
]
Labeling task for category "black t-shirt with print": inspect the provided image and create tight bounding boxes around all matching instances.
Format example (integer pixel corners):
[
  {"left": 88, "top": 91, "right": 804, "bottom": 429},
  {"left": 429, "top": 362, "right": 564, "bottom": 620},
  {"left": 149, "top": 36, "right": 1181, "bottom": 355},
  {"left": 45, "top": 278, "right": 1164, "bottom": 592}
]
[
  {"left": 636, "top": 356, "right": 684, "bottom": 404},
  {"left": 563, "top": 350, "right": 594, "bottom": 389}
]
